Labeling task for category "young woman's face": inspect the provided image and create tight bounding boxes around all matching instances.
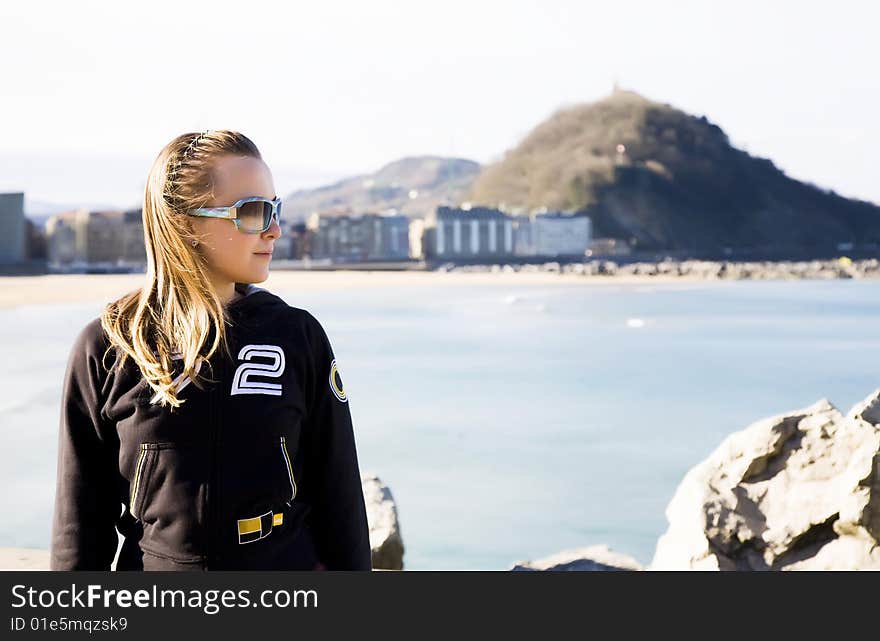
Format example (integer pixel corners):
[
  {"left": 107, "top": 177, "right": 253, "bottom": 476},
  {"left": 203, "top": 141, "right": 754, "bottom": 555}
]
[{"left": 189, "top": 154, "right": 281, "bottom": 286}]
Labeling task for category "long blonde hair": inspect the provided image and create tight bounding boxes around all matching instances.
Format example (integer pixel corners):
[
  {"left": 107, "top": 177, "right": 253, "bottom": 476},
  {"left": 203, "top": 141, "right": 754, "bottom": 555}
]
[{"left": 100, "top": 130, "right": 263, "bottom": 410}]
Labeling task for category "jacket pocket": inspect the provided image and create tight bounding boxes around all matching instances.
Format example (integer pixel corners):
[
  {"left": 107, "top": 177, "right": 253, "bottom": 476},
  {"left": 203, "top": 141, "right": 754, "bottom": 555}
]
[
  {"left": 280, "top": 435, "right": 297, "bottom": 505},
  {"left": 129, "top": 443, "right": 154, "bottom": 522},
  {"left": 130, "top": 441, "right": 209, "bottom": 563}
]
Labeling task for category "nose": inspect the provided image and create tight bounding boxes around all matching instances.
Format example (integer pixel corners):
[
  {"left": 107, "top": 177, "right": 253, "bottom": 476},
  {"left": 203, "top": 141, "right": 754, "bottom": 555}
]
[{"left": 263, "top": 215, "right": 282, "bottom": 239}]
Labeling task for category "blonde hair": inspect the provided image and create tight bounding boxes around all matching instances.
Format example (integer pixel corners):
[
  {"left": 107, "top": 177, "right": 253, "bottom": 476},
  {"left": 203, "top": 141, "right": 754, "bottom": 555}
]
[{"left": 100, "top": 130, "right": 263, "bottom": 410}]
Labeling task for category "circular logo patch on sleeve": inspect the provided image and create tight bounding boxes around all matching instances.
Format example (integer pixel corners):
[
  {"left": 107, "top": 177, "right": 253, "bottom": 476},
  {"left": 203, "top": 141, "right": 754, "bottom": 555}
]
[{"left": 329, "top": 358, "right": 347, "bottom": 403}]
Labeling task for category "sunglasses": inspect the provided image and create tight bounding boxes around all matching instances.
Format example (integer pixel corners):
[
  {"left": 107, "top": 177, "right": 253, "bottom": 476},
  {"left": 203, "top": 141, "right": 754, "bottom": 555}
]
[{"left": 188, "top": 196, "right": 282, "bottom": 234}]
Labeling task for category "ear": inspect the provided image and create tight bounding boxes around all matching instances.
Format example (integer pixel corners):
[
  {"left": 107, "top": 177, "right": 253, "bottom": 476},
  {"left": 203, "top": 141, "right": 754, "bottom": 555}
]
[{"left": 185, "top": 217, "right": 205, "bottom": 248}]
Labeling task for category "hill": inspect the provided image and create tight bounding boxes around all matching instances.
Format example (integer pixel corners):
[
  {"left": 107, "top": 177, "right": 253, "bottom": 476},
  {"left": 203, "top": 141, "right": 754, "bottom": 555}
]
[
  {"left": 467, "top": 89, "right": 880, "bottom": 256},
  {"left": 282, "top": 156, "right": 480, "bottom": 222}
]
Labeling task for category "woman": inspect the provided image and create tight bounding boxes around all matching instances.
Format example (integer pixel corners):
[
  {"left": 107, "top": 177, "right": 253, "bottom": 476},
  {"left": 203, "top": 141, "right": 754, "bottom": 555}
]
[{"left": 49, "top": 130, "right": 372, "bottom": 571}]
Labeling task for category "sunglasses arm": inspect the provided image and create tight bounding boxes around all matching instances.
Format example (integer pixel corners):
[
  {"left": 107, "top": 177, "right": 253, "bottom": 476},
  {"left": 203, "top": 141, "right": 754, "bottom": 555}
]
[{"left": 189, "top": 207, "right": 237, "bottom": 220}]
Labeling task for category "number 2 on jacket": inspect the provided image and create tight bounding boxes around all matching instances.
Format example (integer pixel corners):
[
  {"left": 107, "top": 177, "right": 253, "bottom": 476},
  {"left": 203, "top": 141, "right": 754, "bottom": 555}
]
[{"left": 230, "top": 344, "right": 285, "bottom": 396}]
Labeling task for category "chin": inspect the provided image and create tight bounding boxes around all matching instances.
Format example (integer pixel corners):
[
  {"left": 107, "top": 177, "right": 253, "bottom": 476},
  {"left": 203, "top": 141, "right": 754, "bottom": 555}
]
[{"left": 248, "top": 269, "right": 270, "bottom": 283}]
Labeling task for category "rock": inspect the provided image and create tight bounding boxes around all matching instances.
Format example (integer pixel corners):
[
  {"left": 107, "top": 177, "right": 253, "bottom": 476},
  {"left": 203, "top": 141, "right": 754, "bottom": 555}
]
[
  {"left": 362, "top": 474, "right": 405, "bottom": 570},
  {"left": 649, "top": 390, "right": 880, "bottom": 570},
  {"left": 510, "top": 544, "right": 643, "bottom": 571},
  {"left": 600, "top": 261, "right": 618, "bottom": 275},
  {"left": 434, "top": 258, "right": 880, "bottom": 280}
]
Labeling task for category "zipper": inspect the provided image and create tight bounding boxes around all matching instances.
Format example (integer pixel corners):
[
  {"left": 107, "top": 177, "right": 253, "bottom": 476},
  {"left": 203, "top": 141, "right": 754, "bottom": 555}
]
[
  {"left": 207, "top": 354, "right": 225, "bottom": 567},
  {"left": 204, "top": 358, "right": 216, "bottom": 568},
  {"left": 130, "top": 444, "right": 149, "bottom": 521},
  {"left": 280, "top": 435, "right": 297, "bottom": 506}
]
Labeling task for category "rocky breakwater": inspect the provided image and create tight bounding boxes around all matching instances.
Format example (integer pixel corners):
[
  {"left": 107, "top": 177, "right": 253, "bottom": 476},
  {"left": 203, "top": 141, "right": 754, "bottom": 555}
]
[
  {"left": 508, "top": 389, "right": 880, "bottom": 571},
  {"left": 649, "top": 389, "right": 880, "bottom": 570},
  {"left": 444, "top": 257, "right": 880, "bottom": 280}
]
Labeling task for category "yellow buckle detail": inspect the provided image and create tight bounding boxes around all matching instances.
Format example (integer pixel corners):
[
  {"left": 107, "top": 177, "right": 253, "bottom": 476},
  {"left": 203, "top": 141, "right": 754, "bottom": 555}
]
[{"left": 237, "top": 510, "right": 284, "bottom": 544}]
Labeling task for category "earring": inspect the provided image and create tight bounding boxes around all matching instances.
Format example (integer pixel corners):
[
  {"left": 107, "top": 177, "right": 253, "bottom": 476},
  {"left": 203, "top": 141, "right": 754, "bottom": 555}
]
[{"left": 191, "top": 239, "right": 199, "bottom": 247}]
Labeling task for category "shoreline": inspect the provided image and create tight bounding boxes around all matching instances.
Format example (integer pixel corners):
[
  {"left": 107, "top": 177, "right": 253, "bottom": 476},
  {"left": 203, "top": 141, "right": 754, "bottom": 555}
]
[
  {"left": 0, "top": 259, "right": 877, "bottom": 310},
  {"left": 0, "top": 271, "right": 697, "bottom": 310}
]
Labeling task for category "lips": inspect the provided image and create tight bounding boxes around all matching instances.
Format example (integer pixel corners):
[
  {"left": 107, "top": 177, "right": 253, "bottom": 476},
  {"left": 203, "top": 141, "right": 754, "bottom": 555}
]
[{"left": 254, "top": 249, "right": 273, "bottom": 255}]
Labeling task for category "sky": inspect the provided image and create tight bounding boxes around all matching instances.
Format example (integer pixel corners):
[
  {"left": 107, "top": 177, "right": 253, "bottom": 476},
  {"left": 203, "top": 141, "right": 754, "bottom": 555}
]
[{"left": 1, "top": 0, "right": 877, "bottom": 211}]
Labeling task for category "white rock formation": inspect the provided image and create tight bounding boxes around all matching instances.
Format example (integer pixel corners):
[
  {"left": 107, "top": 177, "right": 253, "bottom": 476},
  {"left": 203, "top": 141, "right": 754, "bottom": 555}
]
[
  {"left": 650, "top": 389, "right": 880, "bottom": 570},
  {"left": 510, "top": 544, "right": 643, "bottom": 571},
  {"left": 362, "top": 473, "right": 405, "bottom": 570}
]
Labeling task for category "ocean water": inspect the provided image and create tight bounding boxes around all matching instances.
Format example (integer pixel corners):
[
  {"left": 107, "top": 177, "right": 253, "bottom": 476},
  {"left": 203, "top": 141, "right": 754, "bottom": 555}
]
[{"left": 1, "top": 278, "right": 878, "bottom": 569}]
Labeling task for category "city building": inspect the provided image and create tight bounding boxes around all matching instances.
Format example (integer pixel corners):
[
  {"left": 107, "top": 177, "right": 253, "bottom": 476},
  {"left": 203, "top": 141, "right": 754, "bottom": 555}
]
[
  {"left": 306, "top": 211, "right": 411, "bottom": 261},
  {"left": 121, "top": 208, "right": 146, "bottom": 269},
  {"left": 420, "top": 205, "right": 514, "bottom": 260},
  {"left": 0, "top": 192, "right": 27, "bottom": 263},
  {"left": 587, "top": 238, "right": 632, "bottom": 257},
  {"left": 408, "top": 218, "right": 425, "bottom": 259},
  {"left": 378, "top": 213, "right": 410, "bottom": 260},
  {"left": 46, "top": 209, "right": 82, "bottom": 268},
  {"left": 514, "top": 210, "right": 592, "bottom": 257},
  {"left": 80, "top": 210, "right": 125, "bottom": 264},
  {"left": 289, "top": 221, "right": 308, "bottom": 259},
  {"left": 46, "top": 208, "right": 138, "bottom": 271}
]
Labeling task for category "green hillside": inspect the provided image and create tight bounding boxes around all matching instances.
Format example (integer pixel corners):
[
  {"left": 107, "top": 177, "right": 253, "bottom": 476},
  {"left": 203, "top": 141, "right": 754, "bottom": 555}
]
[{"left": 468, "top": 90, "right": 880, "bottom": 254}]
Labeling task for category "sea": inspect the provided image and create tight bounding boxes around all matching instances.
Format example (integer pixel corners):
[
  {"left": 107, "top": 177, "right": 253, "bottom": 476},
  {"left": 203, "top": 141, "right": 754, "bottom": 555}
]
[{"left": 1, "top": 278, "right": 878, "bottom": 569}]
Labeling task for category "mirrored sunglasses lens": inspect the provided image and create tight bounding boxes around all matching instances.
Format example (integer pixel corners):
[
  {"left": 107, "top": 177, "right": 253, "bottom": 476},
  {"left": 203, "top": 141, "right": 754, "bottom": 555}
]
[
  {"left": 237, "top": 201, "right": 268, "bottom": 232},
  {"left": 265, "top": 201, "right": 278, "bottom": 229}
]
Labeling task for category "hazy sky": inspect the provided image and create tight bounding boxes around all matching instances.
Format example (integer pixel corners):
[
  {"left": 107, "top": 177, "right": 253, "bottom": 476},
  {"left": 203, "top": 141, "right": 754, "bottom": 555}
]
[{"left": 1, "top": 0, "right": 877, "bottom": 210}]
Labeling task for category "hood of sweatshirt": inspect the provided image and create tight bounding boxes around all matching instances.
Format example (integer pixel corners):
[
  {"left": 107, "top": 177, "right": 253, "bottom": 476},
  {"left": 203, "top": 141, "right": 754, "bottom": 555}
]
[{"left": 229, "top": 282, "right": 272, "bottom": 309}]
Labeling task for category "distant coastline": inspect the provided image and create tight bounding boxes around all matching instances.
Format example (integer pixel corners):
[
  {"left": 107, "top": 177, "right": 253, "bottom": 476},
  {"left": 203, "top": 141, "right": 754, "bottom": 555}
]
[
  {"left": 441, "top": 257, "right": 880, "bottom": 280},
  {"left": 0, "top": 258, "right": 877, "bottom": 310}
]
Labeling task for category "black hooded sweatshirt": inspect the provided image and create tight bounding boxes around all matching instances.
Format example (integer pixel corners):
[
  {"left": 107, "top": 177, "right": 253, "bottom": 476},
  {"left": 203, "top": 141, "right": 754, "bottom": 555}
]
[{"left": 50, "top": 283, "right": 372, "bottom": 571}]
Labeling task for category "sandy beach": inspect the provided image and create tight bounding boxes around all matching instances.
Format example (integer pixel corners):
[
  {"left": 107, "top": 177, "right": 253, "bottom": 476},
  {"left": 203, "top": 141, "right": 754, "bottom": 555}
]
[
  {"left": 0, "top": 547, "right": 49, "bottom": 570},
  {"left": 0, "top": 271, "right": 697, "bottom": 309}
]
